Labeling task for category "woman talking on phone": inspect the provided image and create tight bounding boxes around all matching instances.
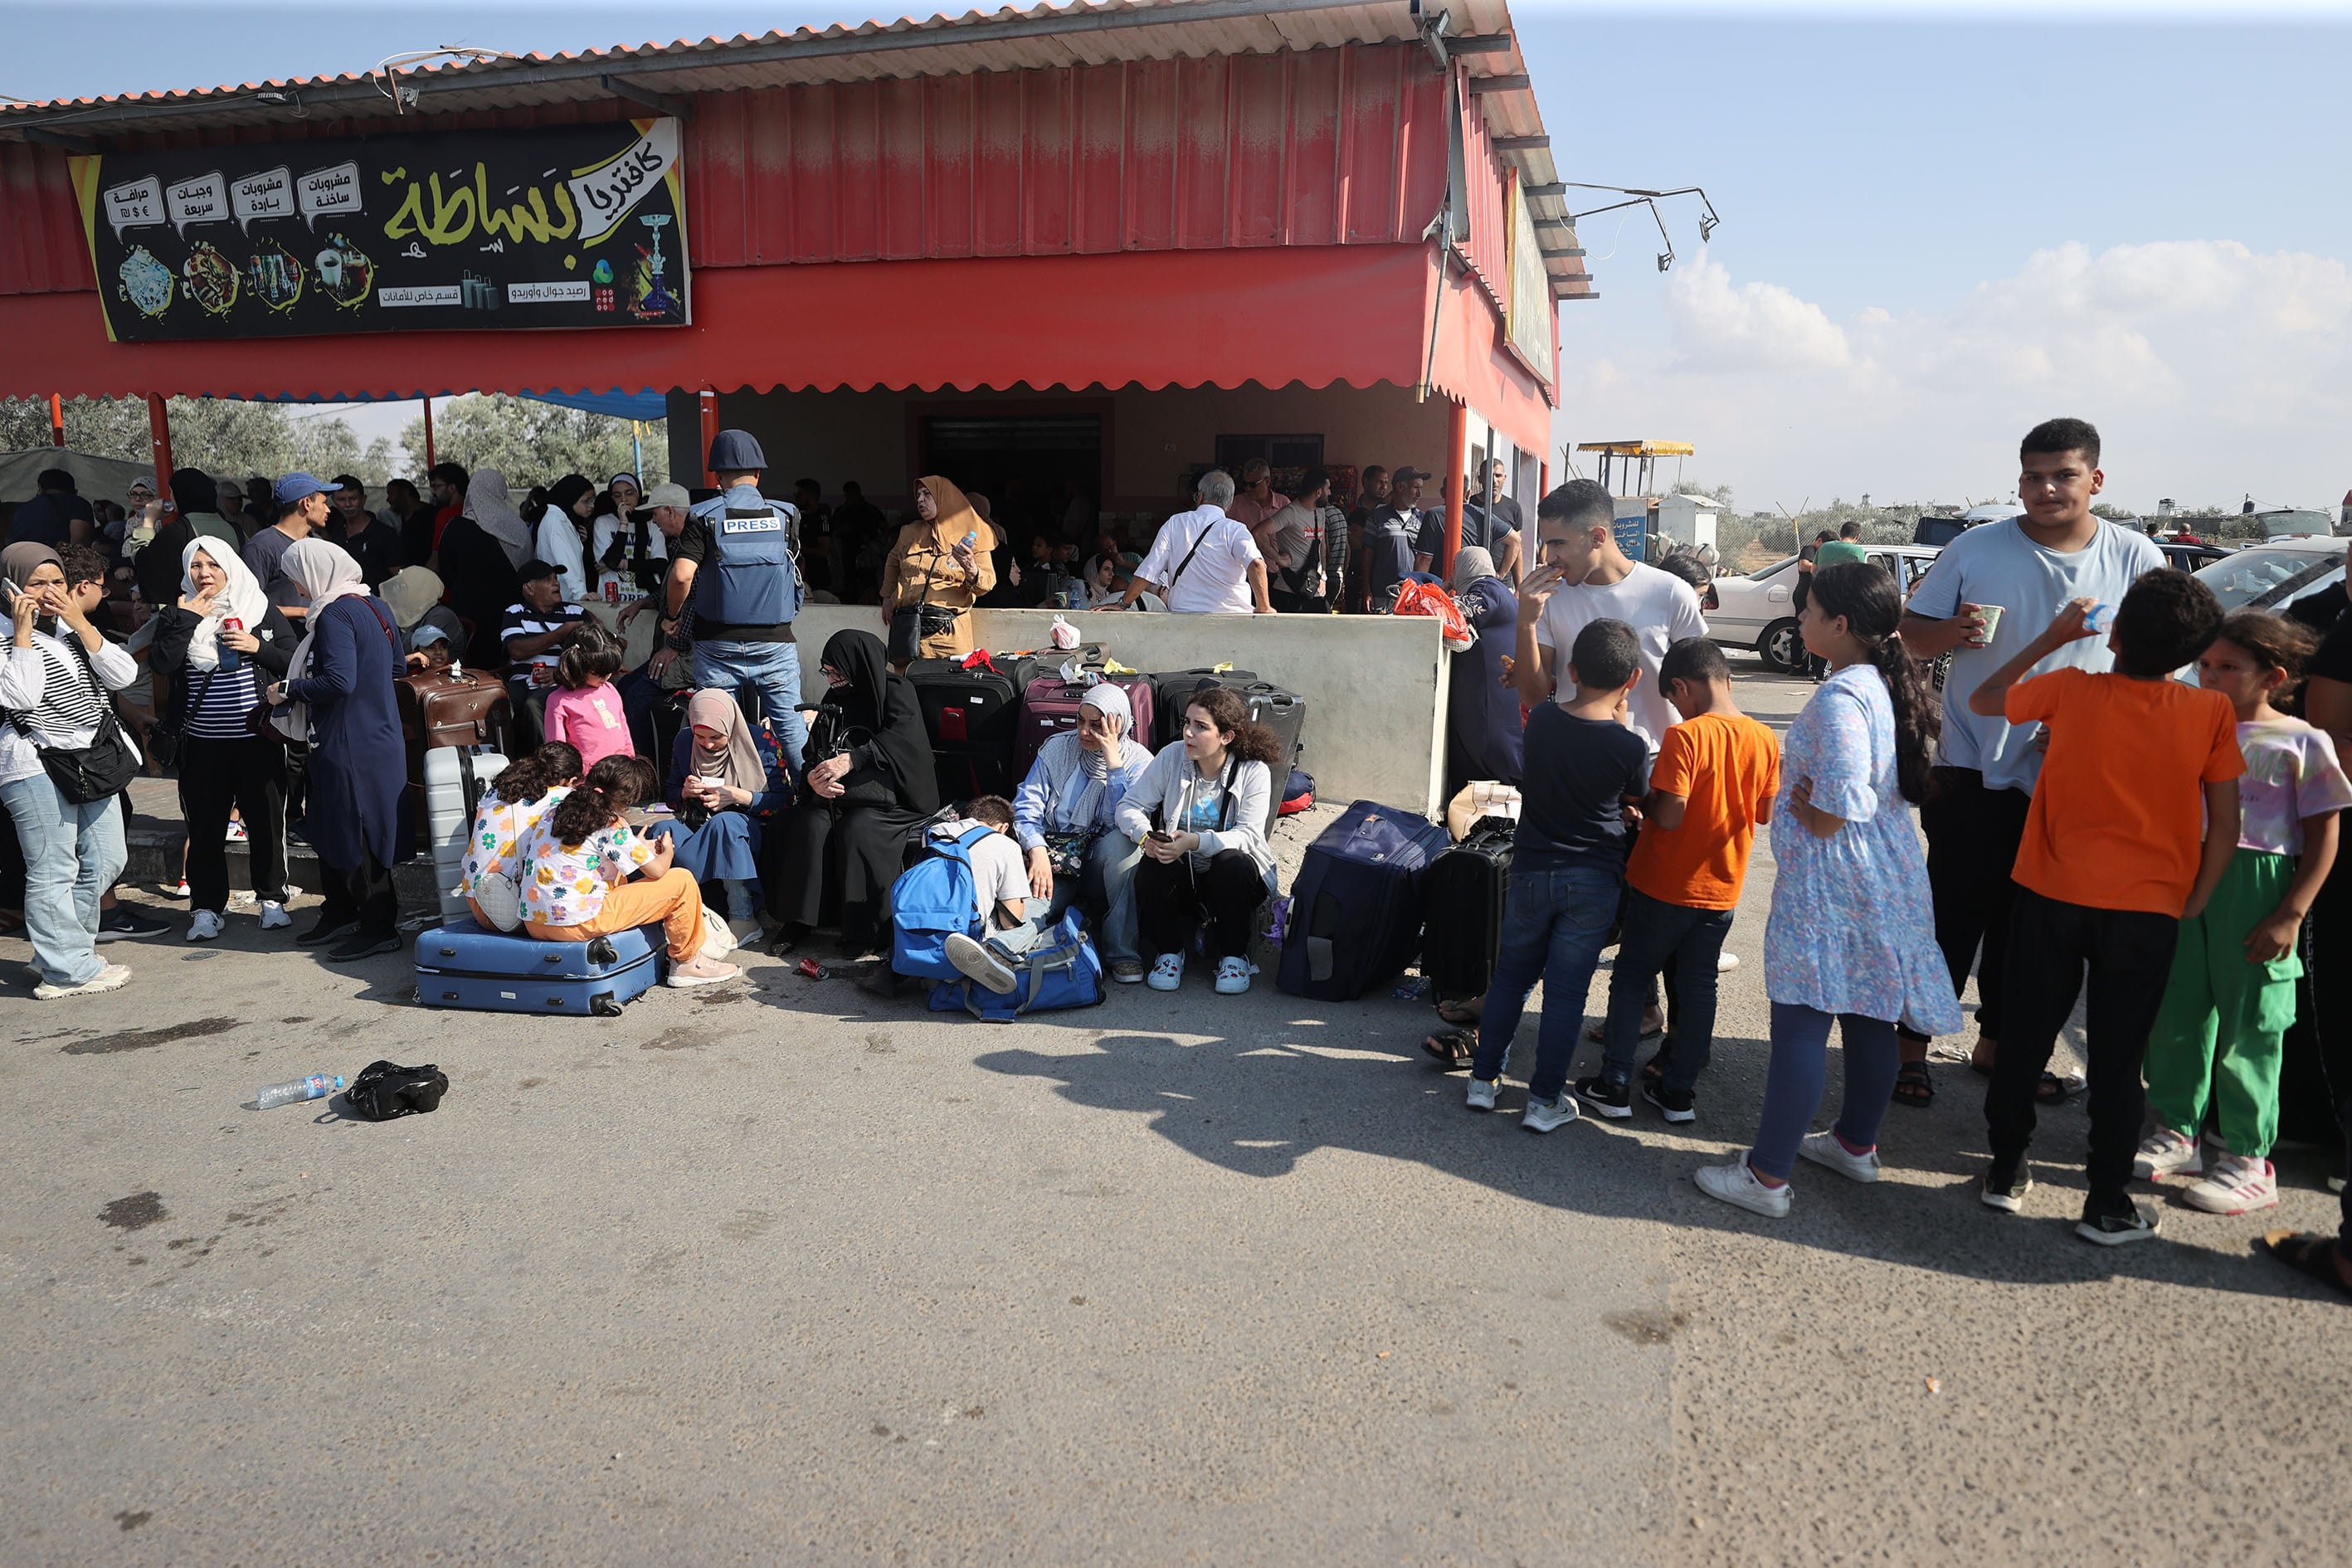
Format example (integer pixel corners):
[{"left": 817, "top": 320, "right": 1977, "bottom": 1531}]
[
  {"left": 879, "top": 475, "right": 994, "bottom": 668},
  {"left": 1114, "top": 686, "right": 1283, "bottom": 995}
]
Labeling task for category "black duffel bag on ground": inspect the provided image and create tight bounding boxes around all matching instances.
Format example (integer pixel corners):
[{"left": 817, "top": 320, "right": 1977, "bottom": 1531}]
[{"left": 347, "top": 1060, "right": 449, "bottom": 1121}]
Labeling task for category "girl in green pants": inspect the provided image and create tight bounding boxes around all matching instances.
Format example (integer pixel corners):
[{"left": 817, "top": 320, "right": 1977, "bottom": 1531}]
[{"left": 2139, "top": 611, "right": 2352, "bottom": 1215}]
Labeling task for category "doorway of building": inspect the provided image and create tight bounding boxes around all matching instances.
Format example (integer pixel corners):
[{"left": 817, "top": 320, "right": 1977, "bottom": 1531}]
[{"left": 918, "top": 412, "right": 1103, "bottom": 543}]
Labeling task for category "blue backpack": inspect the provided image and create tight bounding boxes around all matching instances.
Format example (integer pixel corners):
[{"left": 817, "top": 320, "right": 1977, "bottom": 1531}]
[
  {"left": 888, "top": 823, "right": 996, "bottom": 980},
  {"left": 928, "top": 908, "right": 1105, "bottom": 1021}
]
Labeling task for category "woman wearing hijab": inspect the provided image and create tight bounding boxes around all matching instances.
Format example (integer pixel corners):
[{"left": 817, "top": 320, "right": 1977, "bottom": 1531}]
[
  {"left": 879, "top": 475, "right": 996, "bottom": 667},
  {"left": 2, "top": 542, "right": 140, "bottom": 996},
  {"left": 1443, "top": 544, "right": 1525, "bottom": 802},
  {"left": 762, "top": 628, "right": 940, "bottom": 957},
  {"left": 436, "top": 470, "right": 528, "bottom": 666},
  {"left": 1008, "top": 682, "right": 1156, "bottom": 981},
  {"left": 151, "top": 537, "right": 299, "bottom": 940},
  {"left": 646, "top": 689, "right": 791, "bottom": 926},
  {"left": 527, "top": 474, "right": 600, "bottom": 605},
  {"left": 262, "top": 539, "right": 407, "bottom": 961},
  {"left": 379, "top": 565, "right": 467, "bottom": 670}
]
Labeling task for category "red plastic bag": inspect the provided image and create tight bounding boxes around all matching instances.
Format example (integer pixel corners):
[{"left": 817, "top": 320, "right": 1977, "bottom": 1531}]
[{"left": 1391, "top": 580, "right": 1476, "bottom": 651}]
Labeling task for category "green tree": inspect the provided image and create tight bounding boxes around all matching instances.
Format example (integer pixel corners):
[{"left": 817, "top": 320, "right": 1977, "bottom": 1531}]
[
  {"left": 0, "top": 395, "right": 388, "bottom": 488},
  {"left": 398, "top": 395, "right": 665, "bottom": 489}
]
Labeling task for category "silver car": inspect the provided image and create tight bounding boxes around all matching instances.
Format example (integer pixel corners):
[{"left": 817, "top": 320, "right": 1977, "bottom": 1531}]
[{"left": 1707, "top": 544, "right": 1943, "bottom": 671}]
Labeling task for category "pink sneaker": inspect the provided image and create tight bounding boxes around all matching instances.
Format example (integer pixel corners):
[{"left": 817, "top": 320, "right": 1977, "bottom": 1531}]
[{"left": 2180, "top": 1155, "right": 2278, "bottom": 1215}]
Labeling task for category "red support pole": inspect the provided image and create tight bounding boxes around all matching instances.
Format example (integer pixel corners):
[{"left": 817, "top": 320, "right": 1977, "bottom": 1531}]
[
  {"left": 47, "top": 393, "right": 65, "bottom": 447},
  {"left": 698, "top": 390, "right": 719, "bottom": 487},
  {"left": 1443, "top": 399, "right": 1468, "bottom": 577},
  {"left": 146, "top": 393, "right": 173, "bottom": 496},
  {"left": 421, "top": 397, "right": 436, "bottom": 470}
]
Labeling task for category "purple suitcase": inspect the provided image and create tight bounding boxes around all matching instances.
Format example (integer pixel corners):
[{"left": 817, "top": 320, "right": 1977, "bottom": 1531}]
[{"left": 1015, "top": 674, "right": 1157, "bottom": 776}]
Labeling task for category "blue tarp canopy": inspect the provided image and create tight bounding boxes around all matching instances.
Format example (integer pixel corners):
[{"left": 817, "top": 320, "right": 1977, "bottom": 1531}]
[{"left": 258, "top": 389, "right": 669, "bottom": 421}]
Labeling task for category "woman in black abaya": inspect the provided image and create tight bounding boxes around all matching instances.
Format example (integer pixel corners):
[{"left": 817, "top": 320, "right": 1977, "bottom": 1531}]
[{"left": 762, "top": 629, "right": 939, "bottom": 958}]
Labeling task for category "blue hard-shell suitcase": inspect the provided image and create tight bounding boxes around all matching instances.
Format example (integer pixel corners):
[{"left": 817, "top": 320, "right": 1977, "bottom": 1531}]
[
  {"left": 1276, "top": 800, "right": 1454, "bottom": 1001},
  {"left": 413, "top": 918, "right": 665, "bottom": 1016}
]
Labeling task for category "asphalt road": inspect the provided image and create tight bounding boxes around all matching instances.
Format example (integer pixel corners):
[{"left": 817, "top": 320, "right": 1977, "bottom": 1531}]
[{"left": 2, "top": 655, "right": 2345, "bottom": 1566}]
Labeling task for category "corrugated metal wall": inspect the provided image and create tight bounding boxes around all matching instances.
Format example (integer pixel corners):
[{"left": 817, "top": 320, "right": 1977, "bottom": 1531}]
[{"left": 0, "top": 41, "right": 1455, "bottom": 297}]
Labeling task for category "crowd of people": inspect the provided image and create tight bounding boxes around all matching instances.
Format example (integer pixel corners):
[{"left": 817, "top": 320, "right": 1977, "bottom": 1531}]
[{"left": 4, "top": 415, "right": 2347, "bottom": 1302}]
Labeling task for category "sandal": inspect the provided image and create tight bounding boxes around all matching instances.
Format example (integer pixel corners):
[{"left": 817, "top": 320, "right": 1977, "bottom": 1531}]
[
  {"left": 1892, "top": 1061, "right": 1934, "bottom": 1108},
  {"left": 1419, "top": 1028, "right": 1478, "bottom": 1070},
  {"left": 1435, "top": 996, "right": 1483, "bottom": 1028},
  {"left": 2258, "top": 1230, "right": 2352, "bottom": 1303},
  {"left": 2036, "top": 1071, "right": 2085, "bottom": 1105},
  {"left": 1639, "top": 1049, "right": 1673, "bottom": 1086},
  {"left": 1585, "top": 1019, "right": 1664, "bottom": 1046}
]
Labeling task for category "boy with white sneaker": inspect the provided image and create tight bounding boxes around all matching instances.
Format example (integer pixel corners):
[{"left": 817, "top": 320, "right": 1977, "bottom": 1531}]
[
  {"left": 940, "top": 796, "right": 1054, "bottom": 996},
  {"left": 1464, "top": 618, "right": 1651, "bottom": 1132}
]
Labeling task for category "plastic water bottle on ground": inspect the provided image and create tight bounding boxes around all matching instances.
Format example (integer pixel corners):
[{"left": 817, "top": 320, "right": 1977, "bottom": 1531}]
[{"left": 256, "top": 1074, "right": 345, "bottom": 1110}]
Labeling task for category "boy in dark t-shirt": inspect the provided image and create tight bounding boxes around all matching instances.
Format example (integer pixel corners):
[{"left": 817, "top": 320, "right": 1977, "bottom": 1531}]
[{"left": 1466, "top": 617, "right": 1652, "bottom": 1132}]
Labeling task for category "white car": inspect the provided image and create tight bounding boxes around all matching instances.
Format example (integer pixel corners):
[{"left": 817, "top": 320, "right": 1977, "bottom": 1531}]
[
  {"left": 2189, "top": 534, "right": 2345, "bottom": 616},
  {"left": 1706, "top": 543, "right": 1943, "bottom": 672}
]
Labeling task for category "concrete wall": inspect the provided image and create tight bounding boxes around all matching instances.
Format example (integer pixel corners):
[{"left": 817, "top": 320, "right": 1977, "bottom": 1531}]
[
  {"left": 707, "top": 381, "right": 1458, "bottom": 518},
  {"left": 786, "top": 605, "right": 1451, "bottom": 817}
]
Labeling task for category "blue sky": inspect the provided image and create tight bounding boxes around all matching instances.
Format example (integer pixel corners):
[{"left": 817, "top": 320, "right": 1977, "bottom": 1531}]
[{"left": 9, "top": 2, "right": 2350, "bottom": 510}]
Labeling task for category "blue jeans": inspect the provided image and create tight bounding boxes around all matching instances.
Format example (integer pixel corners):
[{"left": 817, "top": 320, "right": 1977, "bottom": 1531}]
[
  {"left": 1040, "top": 830, "right": 1143, "bottom": 965},
  {"left": 693, "top": 640, "right": 809, "bottom": 772},
  {"left": 2, "top": 777, "right": 127, "bottom": 986},
  {"left": 1750, "top": 1003, "right": 1902, "bottom": 1181},
  {"left": 1471, "top": 864, "right": 1620, "bottom": 1104},
  {"left": 1601, "top": 889, "right": 1735, "bottom": 1093}
]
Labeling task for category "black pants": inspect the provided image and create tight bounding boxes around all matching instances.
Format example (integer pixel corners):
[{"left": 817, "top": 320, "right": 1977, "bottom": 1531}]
[
  {"left": 316, "top": 848, "right": 399, "bottom": 937},
  {"left": 506, "top": 677, "right": 552, "bottom": 749},
  {"left": 180, "top": 737, "right": 289, "bottom": 913},
  {"left": 1269, "top": 590, "right": 1327, "bottom": 615},
  {"left": 2301, "top": 852, "right": 2352, "bottom": 1245},
  {"left": 1986, "top": 888, "right": 2178, "bottom": 1209},
  {"left": 1136, "top": 849, "right": 1265, "bottom": 962},
  {"left": 1909, "top": 767, "right": 2033, "bottom": 1044}
]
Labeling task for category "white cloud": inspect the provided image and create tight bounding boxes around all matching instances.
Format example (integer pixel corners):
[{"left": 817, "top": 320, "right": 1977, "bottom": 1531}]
[{"left": 1559, "top": 240, "right": 2352, "bottom": 512}]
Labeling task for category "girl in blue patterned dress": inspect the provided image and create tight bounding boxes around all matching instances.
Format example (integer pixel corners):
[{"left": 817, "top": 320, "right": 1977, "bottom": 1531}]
[{"left": 1697, "top": 562, "right": 1962, "bottom": 1217}]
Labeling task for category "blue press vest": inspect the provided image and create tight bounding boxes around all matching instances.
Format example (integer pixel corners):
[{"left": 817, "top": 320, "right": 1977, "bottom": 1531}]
[{"left": 690, "top": 487, "right": 801, "bottom": 627}]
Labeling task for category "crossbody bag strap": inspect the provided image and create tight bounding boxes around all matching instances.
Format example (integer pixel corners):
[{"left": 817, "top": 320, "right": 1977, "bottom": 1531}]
[{"left": 1163, "top": 520, "right": 1216, "bottom": 593}]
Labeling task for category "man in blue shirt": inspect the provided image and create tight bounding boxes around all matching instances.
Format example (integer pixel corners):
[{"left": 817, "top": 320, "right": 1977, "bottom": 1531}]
[{"left": 659, "top": 430, "right": 808, "bottom": 772}]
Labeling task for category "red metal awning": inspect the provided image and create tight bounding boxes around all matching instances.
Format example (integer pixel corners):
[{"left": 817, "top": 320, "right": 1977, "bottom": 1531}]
[{"left": 0, "top": 241, "right": 1438, "bottom": 403}]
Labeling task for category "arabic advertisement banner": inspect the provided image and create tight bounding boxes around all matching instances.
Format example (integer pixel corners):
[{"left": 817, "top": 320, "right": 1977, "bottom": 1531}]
[{"left": 70, "top": 118, "right": 689, "bottom": 342}]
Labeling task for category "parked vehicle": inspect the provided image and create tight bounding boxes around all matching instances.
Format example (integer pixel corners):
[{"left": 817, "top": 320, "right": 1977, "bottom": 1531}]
[
  {"left": 2190, "top": 536, "right": 2345, "bottom": 616},
  {"left": 1710, "top": 543, "right": 1942, "bottom": 672},
  {"left": 2155, "top": 540, "right": 2230, "bottom": 574}
]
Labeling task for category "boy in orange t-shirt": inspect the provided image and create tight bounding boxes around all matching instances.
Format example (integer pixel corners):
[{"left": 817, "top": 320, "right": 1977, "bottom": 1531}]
[
  {"left": 1580, "top": 638, "right": 1781, "bottom": 1122},
  {"left": 1965, "top": 569, "right": 2242, "bottom": 1246}
]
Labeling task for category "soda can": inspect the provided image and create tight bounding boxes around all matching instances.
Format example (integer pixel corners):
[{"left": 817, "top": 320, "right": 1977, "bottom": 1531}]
[
  {"left": 797, "top": 957, "right": 830, "bottom": 981},
  {"left": 605, "top": 581, "right": 620, "bottom": 605}
]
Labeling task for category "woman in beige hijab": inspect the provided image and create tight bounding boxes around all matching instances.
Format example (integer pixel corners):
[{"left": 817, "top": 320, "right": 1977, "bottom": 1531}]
[{"left": 879, "top": 475, "right": 996, "bottom": 668}]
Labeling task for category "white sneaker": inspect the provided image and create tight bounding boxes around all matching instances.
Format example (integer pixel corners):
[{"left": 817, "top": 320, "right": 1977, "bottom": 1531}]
[
  {"left": 186, "top": 910, "right": 225, "bottom": 942},
  {"left": 2179, "top": 1154, "right": 2279, "bottom": 1215},
  {"left": 34, "top": 962, "right": 131, "bottom": 1000},
  {"left": 2134, "top": 1127, "right": 2203, "bottom": 1182},
  {"left": 1146, "top": 952, "right": 1185, "bottom": 991},
  {"left": 1213, "top": 956, "right": 1254, "bottom": 995},
  {"left": 258, "top": 901, "right": 292, "bottom": 931},
  {"left": 944, "top": 933, "right": 1018, "bottom": 996},
  {"left": 1465, "top": 1077, "right": 1499, "bottom": 1113},
  {"left": 1798, "top": 1129, "right": 1881, "bottom": 1184},
  {"left": 225, "top": 821, "right": 248, "bottom": 843},
  {"left": 1521, "top": 1095, "right": 1579, "bottom": 1133},
  {"left": 1695, "top": 1155, "right": 1792, "bottom": 1217},
  {"left": 160, "top": 879, "right": 190, "bottom": 900},
  {"left": 1717, "top": 952, "right": 1740, "bottom": 973}
]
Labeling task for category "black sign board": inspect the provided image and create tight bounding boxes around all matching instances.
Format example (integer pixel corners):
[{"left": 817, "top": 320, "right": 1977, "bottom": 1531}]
[{"left": 71, "top": 118, "right": 689, "bottom": 342}]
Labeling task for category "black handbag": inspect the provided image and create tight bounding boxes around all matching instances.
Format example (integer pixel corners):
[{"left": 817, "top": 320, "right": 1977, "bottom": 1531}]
[
  {"left": 346, "top": 1059, "right": 449, "bottom": 1121},
  {"left": 6, "top": 635, "right": 142, "bottom": 803},
  {"left": 144, "top": 668, "right": 217, "bottom": 774}
]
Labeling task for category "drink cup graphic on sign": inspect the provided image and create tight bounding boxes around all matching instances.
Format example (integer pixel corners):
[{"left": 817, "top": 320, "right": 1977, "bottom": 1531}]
[
  {"left": 101, "top": 176, "right": 165, "bottom": 242},
  {"left": 165, "top": 172, "right": 228, "bottom": 237}
]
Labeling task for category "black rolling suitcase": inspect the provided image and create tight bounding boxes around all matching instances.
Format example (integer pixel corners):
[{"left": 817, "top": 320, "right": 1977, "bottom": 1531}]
[
  {"left": 1419, "top": 818, "right": 1516, "bottom": 1010},
  {"left": 1147, "top": 667, "right": 1259, "bottom": 748},
  {"left": 908, "top": 654, "right": 1039, "bottom": 802},
  {"left": 1276, "top": 800, "right": 1453, "bottom": 1001}
]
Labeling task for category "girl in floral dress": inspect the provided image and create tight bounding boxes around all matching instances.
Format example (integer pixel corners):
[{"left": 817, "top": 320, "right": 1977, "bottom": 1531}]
[
  {"left": 460, "top": 743, "right": 581, "bottom": 929},
  {"left": 1697, "top": 562, "right": 1960, "bottom": 1217}
]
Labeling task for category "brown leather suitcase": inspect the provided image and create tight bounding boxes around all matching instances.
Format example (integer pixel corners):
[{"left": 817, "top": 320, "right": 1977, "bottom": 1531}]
[{"left": 397, "top": 669, "right": 514, "bottom": 827}]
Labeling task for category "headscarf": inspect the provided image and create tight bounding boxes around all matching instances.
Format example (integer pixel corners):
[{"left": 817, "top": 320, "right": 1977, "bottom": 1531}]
[
  {"left": 179, "top": 536, "right": 269, "bottom": 673},
  {"left": 1449, "top": 546, "right": 1497, "bottom": 592},
  {"left": 169, "top": 466, "right": 239, "bottom": 549},
  {"left": 2, "top": 543, "right": 61, "bottom": 619},
  {"left": 916, "top": 475, "right": 988, "bottom": 557},
  {"left": 1049, "top": 683, "right": 1142, "bottom": 830},
  {"left": 821, "top": 629, "right": 938, "bottom": 814},
  {"left": 380, "top": 566, "right": 445, "bottom": 631},
  {"left": 280, "top": 539, "right": 371, "bottom": 687},
  {"left": 462, "top": 470, "right": 533, "bottom": 566},
  {"left": 686, "top": 688, "right": 767, "bottom": 795},
  {"left": 169, "top": 468, "right": 218, "bottom": 518},
  {"left": 539, "top": 475, "right": 597, "bottom": 542}
]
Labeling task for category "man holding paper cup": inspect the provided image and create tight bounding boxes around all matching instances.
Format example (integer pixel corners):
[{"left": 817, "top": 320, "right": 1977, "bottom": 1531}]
[{"left": 1892, "top": 418, "right": 2166, "bottom": 1102}]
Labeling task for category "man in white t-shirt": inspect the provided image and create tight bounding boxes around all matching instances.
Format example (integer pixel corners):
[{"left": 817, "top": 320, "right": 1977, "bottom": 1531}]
[
  {"left": 1892, "top": 416, "right": 2166, "bottom": 1087},
  {"left": 940, "top": 795, "right": 1062, "bottom": 993},
  {"left": 1513, "top": 479, "right": 1709, "bottom": 753},
  {"left": 1104, "top": 470, "right": 1273, "bottom": 616}
]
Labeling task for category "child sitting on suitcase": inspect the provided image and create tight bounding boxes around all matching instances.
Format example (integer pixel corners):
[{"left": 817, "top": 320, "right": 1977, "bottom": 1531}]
[
  {"left": 937, "top": 795, "right": 1059, "bottom": 995},
  {"left": 513, "top": 752, "right": 742, "bottom": 989},
  {"left": 1466, "top": 619, "right": 1652, "bottom": 1132},
  {"left": 1580, "top": 636, "right": 1780, "bottom": 1122}
]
